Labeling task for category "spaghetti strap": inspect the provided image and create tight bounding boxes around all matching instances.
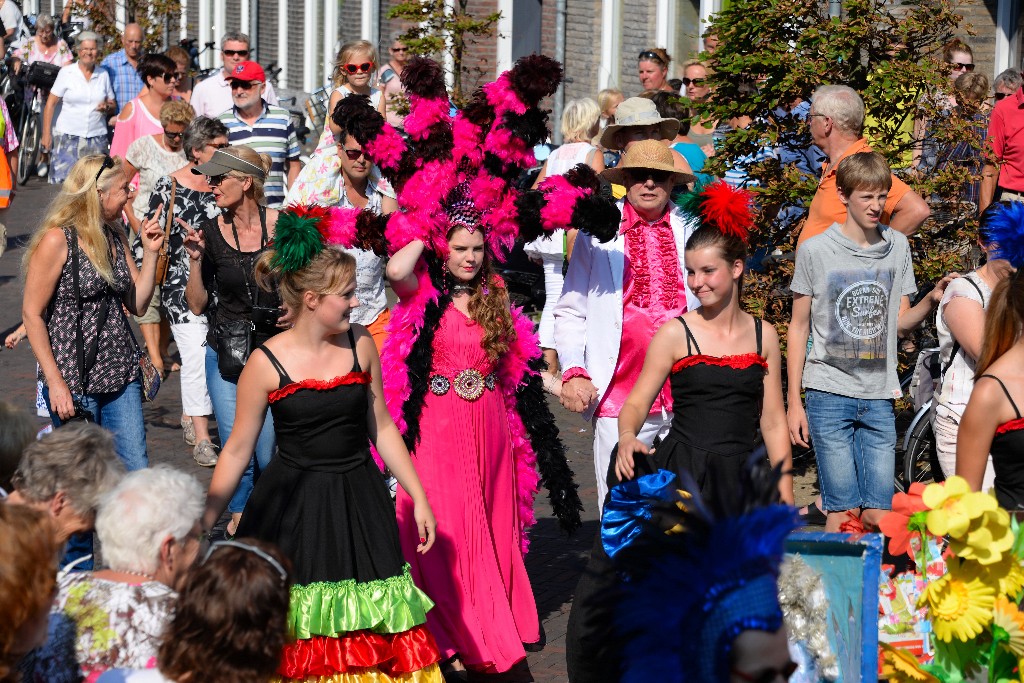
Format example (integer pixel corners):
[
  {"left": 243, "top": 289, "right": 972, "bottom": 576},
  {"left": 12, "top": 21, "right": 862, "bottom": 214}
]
[
  {"left": 346, "top": 328, "right": 362, "bottom": 373},
  {"left": 676, "top": 316, "right": 701, "bottom": 356},
  {"left": 980, "top": 374, "right": 1023, "bottom": 419},
  {"left": 259, "top": 345, "right": 293, "bottom": 388},
  {"left": 755, "top": 318, "right": 763, "bottom": 357}
]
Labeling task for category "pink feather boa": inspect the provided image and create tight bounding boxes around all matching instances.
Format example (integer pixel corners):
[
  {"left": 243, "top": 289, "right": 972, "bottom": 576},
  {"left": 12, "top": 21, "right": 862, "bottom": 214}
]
[
  {"left": 452, "top": 115, "right": 484, "bottom": 167},
  {"left": 403, "top": 95, "right": 452, "bottom": 140}
]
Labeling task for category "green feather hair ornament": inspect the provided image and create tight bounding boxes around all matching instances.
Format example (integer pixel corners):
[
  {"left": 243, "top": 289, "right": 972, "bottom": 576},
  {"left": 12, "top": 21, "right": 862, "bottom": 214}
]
[{"left": 270, "top": 207, "right": 329, "bottom": 273}]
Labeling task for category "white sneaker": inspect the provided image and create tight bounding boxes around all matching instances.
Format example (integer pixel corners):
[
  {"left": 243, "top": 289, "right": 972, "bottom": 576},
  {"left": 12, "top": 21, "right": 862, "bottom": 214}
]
[
  {"left": 193, "top": 439, "right": 219, "bottom": 467},
  {"left": 36, "top": 162, "right": 47, "bottom": 177}
]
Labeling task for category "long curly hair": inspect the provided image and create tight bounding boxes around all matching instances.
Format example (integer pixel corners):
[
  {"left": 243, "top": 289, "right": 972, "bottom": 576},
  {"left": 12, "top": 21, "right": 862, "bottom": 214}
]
[{"left": 447, "top": 227, "right": 516, "bottom": 360}]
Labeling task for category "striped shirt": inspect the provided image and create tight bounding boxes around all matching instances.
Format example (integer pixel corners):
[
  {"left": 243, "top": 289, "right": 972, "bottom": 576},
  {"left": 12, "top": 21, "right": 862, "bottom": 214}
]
[
  {"left": 218, "top": 103, "right": 300, "bottom": 208},
  {"left": 100, "top": 50, "right": 143, "bottom": 112}
]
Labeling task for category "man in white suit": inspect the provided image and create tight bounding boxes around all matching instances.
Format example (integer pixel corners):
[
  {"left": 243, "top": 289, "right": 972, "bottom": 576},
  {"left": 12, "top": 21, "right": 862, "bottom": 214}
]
[{"left": 554, "top": 139, "right": 699, "bottom": 511}]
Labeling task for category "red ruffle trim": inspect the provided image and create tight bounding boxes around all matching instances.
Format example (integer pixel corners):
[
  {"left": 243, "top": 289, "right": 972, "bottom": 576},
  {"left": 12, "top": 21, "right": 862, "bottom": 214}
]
[
  {"left": 996, "top": 417, "right": 1024, "bottom": 436},
  {"left": 671, "top": 353, "right": 767, "bottom": 374},
  {"left": 269, "top": 372, "right": 372, "bottom": 403},
  {"left": 278, "top": 624, "right": 441, "bottom": 678}
]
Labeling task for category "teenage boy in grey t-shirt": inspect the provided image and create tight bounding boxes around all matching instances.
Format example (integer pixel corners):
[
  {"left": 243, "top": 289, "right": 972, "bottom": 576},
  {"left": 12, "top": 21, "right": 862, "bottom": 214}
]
[{"left": 786, "top": 152, "right": 953, "bottom": 532}]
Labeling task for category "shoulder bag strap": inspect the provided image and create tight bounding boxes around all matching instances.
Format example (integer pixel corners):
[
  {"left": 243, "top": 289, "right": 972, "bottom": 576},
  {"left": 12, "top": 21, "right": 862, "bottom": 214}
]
[
  {"left": 70, "top": 228, "right": 85, "bottom": 390},
  {"left": 942, "top": 275, "right": 986, "bottom": 378},
  {"left": 162, "top": 177, "right": 176, "bottom": 254}
]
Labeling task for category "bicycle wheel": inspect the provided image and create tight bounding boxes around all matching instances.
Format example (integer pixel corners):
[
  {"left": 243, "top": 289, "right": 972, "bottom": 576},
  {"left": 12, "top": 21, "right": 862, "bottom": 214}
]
[
  {"left": 17, "top": 110, "right": 39, "bottom": 185},
  {"left": 898, "top": 413, "right": 942, "bottom": 491}
]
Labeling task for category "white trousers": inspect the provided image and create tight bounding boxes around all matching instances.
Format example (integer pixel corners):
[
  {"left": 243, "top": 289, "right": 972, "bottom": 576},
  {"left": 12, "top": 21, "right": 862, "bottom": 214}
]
[
  {"left": 933, "top": 402, "right": 995, "bottom": 492},
  {"left": 592, "top": 412, "right": 671, "bottom": 515},
  {"left": 170, "top": 315, "right": 213, "bottom": 417}
]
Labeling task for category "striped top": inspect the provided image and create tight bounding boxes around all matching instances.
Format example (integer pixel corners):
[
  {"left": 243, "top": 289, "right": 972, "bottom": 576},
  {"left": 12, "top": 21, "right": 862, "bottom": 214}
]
[{"left": 218, "top": 103, "right": 301, "bottom": 208}]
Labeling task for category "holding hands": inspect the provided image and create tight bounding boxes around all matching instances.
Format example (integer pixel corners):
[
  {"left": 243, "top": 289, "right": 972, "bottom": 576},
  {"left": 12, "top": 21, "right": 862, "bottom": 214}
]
[{"left": 560, "top": 376, "right": 598, "bottom": 413}]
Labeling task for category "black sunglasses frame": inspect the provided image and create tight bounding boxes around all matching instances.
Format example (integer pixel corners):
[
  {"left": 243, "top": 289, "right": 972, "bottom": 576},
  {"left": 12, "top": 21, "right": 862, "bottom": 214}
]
[
  {"left": 94, "top": 156, "right": 115, "bottom": 184},
  {"left": 222, "top": 49, "right": 249, "bottom": 57}
]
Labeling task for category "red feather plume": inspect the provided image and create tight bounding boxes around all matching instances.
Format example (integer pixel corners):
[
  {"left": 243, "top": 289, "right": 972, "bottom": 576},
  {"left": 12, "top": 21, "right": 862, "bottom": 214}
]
[{"left": 700, "top": 182, "right": 755, "bottom": 242}]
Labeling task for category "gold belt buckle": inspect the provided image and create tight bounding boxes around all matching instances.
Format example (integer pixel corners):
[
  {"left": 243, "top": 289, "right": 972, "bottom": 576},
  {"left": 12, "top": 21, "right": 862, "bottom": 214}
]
[{"left": 453, "top": 368, "right": 485, "bottom": 401}]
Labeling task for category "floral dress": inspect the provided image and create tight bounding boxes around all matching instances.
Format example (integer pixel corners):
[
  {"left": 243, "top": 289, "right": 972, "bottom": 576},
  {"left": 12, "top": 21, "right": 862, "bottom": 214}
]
[{"left": 22, "top": 574, "right": 177, "bottom": 683}]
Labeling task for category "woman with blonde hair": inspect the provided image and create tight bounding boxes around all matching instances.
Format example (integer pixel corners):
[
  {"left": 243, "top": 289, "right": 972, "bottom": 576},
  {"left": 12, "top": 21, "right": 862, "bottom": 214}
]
[
  {"left": 200, "top": 216, "right": 442, "bottom": 682},
  {"left": 183, "top": 145, "right": 280, "bottom": 531},
  {"left": 22, "top": 154, "right": 165, "bottom": 471},
  {"left": 526, "top": 97, "right": 604, "bottom": 391},
  {"left": 286, "top": 39, "right": 387, "bottom": 207}
]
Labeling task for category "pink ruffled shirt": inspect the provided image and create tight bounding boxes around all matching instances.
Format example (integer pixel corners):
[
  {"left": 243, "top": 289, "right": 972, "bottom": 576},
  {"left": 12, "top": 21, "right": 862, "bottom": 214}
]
[{"left": 596, "top": 201, "right": 688, "bottom": 418}]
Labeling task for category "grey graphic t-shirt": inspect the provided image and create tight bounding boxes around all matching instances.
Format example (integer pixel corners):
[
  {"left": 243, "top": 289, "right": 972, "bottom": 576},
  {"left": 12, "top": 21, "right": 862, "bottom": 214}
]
[{"left": 791, "top": 222, "right": 916, "bottom": 400}]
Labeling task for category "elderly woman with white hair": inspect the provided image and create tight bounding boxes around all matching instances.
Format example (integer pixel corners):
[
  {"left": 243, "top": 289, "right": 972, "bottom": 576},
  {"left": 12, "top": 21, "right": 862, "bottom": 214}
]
[
  {"left": 24, "top": 465, "right": 205, "bottom": 682},
  {"left": 6, "top": 422, "right": 124, "bottom": 543}
]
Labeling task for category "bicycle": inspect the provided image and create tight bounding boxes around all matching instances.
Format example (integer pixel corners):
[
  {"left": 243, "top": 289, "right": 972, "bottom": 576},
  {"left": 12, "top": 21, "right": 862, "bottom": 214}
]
[{"left": 16, "top": 61, "right": 59, "bottom": 184}]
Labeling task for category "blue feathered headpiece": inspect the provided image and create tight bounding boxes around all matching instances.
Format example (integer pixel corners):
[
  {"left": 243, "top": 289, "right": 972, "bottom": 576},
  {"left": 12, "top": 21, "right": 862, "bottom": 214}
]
[
  {"left": 605, "top": 464, "right": 800, "bottom": 683},
  {"left": 983, "top": 200, "right": 1024, "bottom": 268}
]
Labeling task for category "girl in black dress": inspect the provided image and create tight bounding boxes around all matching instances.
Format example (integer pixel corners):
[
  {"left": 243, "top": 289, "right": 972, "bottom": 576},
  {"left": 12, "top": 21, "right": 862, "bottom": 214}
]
[
  {"left": 615, "top": 220, "right": 793, "bottom": 505},
  {"left": 199, "top": 224, "right": 443, "bottom": 682}
]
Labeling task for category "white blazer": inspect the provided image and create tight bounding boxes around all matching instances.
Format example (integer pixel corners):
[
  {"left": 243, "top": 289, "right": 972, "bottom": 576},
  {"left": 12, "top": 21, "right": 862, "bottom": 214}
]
[{"left": 553, "top": 200, "right": 700, "bottom": 421}]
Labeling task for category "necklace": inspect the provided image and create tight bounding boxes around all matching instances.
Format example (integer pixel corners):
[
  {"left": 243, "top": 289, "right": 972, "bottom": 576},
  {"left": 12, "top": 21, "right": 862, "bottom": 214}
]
[
  {"left": 117, "top": 569, "right": 156, "bottom": 582},
  {"left": 451, "top": 284, "right": 473, "bottom": 294}
]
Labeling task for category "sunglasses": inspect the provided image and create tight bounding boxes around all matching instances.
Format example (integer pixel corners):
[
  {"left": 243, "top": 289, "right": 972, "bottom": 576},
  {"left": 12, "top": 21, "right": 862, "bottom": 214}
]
[
  {"left": 681, "top": 77, "right": 706, "bottom": 86},
  {"left": 344, "top": 62, "right": 374, "bottom": 74},
  {"left": 731, "top": 661, "right": 799, "bottom": 683},
  {"left": 996, "top": 92, "right": 1010, "bottom": 101},
  {"left": 948, "top": 61, "right": 975, "bottom": 72},
  {"left": 163, "top": 128, "right": 184, "bottom": 139},
  {"left": 223, "top": 49, "right": 249, "bottom": 57},
  {"left": 626, "top": 169, "right": 674, "bottom": 184},
  {"left": 341, "top": 147, "right": 365, "bottom": 161},
  {"left": 94, "top": 155, "right": 115, "bottom": 183},
  {"left": 202, "top": 540, "right": 288, "bottom": 583},
  {"left": 158, "top": 72, "right": 179, "bottom": 83},
  {"left": 206, "top": 174, "right": 232, "bottom": 186},
  {"left": 391, "top": 46, "right": 408, "bottom": 53},
  {"left": 230, "top": 79, "right": 259, "bottom": 90},
  {"left": 638, "top": 50, "right": 664, "bottom": 64}
]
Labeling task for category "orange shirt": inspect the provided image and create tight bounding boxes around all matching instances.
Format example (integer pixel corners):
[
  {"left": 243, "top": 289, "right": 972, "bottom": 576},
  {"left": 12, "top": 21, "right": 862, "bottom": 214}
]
[{"left": 798, "top": 138, "right": 911, "bottom": 246}]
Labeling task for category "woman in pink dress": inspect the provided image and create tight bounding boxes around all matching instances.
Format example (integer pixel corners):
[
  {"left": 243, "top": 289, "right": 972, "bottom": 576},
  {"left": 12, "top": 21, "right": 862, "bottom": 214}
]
[{"left": 386, "top": 194, "right": 551, "bottom": 675}]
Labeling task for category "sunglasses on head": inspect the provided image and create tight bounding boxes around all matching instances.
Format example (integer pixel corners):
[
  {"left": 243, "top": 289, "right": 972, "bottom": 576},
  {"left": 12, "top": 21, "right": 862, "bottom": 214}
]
[
  {"left": 341, "top": 147, "right": 365, "bottom": 161},
  {"left": 94, "top": 155, "right": 115, "bottom": 183},
  {"left": 638, "top": 50, "right": 664, "bottom": 64},
  {"left": 948, "top": 61, "right": 975, "bottom": 72},
  {"left": 681, "top": 77, "right": 706, "bottom": 86},
  {"left": 230, "top": 79, "right": 259, "bottom": 90},
  {"left": 344, "top": 62, "right": 374, "bottom": 74},
  {"left": 731, "top": 661, "right": 799, "bottom": 683},
  {"left": 626, "top": 169, "right": 674, "bottom": 184},
  {"left": 223, "top": 48, "right": 249, "bottom": 57}
]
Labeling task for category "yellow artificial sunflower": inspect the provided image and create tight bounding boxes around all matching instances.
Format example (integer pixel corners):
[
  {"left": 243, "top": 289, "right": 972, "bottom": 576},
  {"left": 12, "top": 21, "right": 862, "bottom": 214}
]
[
  {"left": 918, "top": 562, "right": 996, "bottom": 642},
  {"left": 992, "top": 596, "right": 1024, "bottom": 657},
  {"left": 923, "top": 477, "right": 997, "bottom": 539},
  {"left": 880, "top": 642, "right": 940, "bottom": 682},
  {"left": 952, "top": 507, "right": 1015, "bottom": 565},
  {"left": 984, "top": 554, "right": 1024, "bottom": 599}
]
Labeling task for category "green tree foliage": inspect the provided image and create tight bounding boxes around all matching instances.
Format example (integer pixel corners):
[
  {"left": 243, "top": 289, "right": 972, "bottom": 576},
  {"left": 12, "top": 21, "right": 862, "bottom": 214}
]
[
  {"left": 698, "top": 0, "right": 976, "bottom": 344},
  {"left": 77, "top": 0, "right": 181, "bottom": 55},
  {"left": 388, "top": 0, "right": 501, "bottom": 106}
]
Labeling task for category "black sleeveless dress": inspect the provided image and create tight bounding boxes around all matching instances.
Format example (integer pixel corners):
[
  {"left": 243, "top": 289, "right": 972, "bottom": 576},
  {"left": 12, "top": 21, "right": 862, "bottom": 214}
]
[
  {"left": 235, "top": 329, "right": 443, "bottom": 682},
  {"left": 565, "top": 316, "right": 769, "bottom": 683},
  {"left": 981, "top": 374, "right": 1024, "bottom": 511}
]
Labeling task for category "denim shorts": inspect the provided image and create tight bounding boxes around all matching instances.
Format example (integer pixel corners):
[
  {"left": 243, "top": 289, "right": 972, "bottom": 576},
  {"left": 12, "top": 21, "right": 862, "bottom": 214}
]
[{"left": 805, "top": 389, "right": 896, "bottom": 512}]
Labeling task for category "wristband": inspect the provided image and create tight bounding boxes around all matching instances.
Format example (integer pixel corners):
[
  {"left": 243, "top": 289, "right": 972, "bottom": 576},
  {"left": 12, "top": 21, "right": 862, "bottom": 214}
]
[{"left": 562, "top": 366, "right": 592, "bottom": 382}]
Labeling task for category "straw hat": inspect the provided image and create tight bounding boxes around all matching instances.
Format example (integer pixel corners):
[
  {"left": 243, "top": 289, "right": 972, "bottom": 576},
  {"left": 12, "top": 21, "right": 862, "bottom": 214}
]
[
  {"left": 599, "top": 97, "right": 680, "bottom": 150},
  {"left": 602, "top": 139, "right": 697, "bottom": 186}
]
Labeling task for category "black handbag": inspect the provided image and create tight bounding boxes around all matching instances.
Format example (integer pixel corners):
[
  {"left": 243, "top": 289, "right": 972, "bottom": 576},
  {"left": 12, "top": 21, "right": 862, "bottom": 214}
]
[{"left": 214, "top": 207, "right": 268, "bottom": 378}]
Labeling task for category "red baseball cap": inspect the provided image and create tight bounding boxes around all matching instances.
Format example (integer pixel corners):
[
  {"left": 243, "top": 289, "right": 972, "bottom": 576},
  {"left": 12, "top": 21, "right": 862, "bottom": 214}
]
[{"left": 231, "top": 61, "right": 266, "bottom": 83}]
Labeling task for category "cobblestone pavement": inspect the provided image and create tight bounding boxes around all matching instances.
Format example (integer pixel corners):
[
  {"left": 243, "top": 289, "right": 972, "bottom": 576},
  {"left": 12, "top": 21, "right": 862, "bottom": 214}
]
[{"left": 0, "top": 180, "right": 819, "bottom": 682}]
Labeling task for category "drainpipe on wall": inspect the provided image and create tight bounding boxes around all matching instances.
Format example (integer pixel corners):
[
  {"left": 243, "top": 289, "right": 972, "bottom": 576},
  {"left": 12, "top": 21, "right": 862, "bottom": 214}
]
[
  {"left": 828, "top": 0, "right": 841, "bottom": 19},
  {"left": 250, "top": 0, "right": 259, "bottom": 61},
  {"left": 551, "top": 0, "right": 566, "bottom": 144}
]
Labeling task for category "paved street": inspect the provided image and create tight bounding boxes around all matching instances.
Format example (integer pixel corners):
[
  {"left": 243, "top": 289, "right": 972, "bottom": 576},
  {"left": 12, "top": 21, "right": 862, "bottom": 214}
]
[{"left": 0, "top": 179, "right": 817, "bottom": 682}]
